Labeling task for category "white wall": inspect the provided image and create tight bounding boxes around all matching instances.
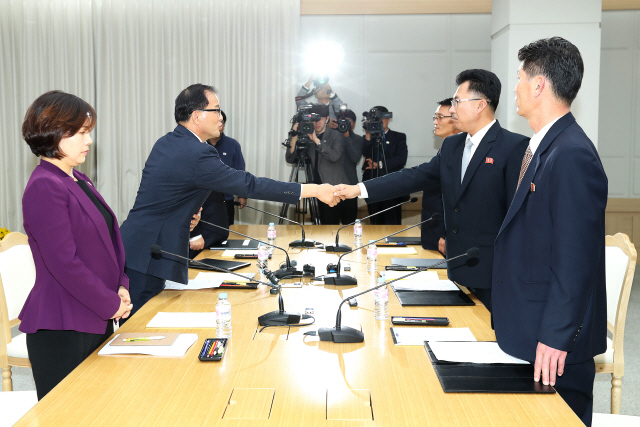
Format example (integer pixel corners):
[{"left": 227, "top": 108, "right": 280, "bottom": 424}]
[{"left": 302, "top": 11, "right": 635, "bottom": 198}]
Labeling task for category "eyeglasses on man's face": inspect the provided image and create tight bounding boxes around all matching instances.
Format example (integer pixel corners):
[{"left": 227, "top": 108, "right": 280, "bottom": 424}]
[
  {"left": 198, "top": 108, "right": 222, "bottom": 117},
  {"left": 451, "top": 98, "right": 490, "bottom": 108},
  {"left": 433, "top": 114, "right": 453, "bottom": 121}
]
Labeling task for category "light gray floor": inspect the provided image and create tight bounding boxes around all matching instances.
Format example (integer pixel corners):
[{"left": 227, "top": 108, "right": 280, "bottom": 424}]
[{"left": 8, "top": 269, "right": 640, "bottom": 416}]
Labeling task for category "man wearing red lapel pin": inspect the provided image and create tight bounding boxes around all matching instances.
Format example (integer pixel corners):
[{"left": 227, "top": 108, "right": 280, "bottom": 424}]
[
  {"left": 335, "top": 69, "right": 528, "bottom": 311},
  {"left": 491, "top": 37, "right": 607, "bottom": 427}
]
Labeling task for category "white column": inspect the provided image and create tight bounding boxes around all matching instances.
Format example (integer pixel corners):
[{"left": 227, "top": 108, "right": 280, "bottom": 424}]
[{"left": 491, "top": 0, "right": 602, "bottom": 146}]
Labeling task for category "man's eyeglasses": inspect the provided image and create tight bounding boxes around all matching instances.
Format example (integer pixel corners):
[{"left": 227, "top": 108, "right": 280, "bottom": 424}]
[
  {"left": 433, "top": 114, "right": 453, "bottom": 121},
  {"left": 451, "top": 98, "right": 490, "bottom": 108},
  {"left": 198, "top": 108, "right": 222, "bottom": 116}
]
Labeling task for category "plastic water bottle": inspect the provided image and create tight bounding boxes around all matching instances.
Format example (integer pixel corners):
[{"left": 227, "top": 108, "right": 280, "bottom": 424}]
[
  {"left": 366, "top": 240, "right": 377, "bottom": 273},
  {"left": 267, "top": 223, "right": 277, "bottom": 254},
  {"left": 374, "top": 277, "right": 389, "bottom": 320},
  {"left": 257, "top": 242, "right": 269, "bottom": 265},
  {"left": 216, "top": 293, "right": 232, "bottom": 338},
  {"left": 353, "top": 219, "right": 363, "bottom": 246}
]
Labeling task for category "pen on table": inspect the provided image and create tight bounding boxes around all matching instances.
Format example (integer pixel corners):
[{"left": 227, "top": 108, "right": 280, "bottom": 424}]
[
  {"left": 395, "top": 318, "right": 436, "bottom": 322},
  {"left": 201, "top": 340, "right": 212, "bottom": 357},
  {"left": 123, "top": 336, "right": 165, "bottom": 342},
  {"left": 208, "top": 340, "right": 219, "bottom": 357}
]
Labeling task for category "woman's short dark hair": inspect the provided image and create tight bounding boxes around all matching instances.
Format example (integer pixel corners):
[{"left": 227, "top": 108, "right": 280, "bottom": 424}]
[
  {"left": 174, "top": 84, "right": 218, "bottom": 123},
  {"left": 455, "top": 69, "right": 501, "bottom": 112},
  {"left": 22, "top": 91, "right": 96, "bottom": 159},
  {"left": 518, "top": 37, "right": 583, "bottom": 106}
]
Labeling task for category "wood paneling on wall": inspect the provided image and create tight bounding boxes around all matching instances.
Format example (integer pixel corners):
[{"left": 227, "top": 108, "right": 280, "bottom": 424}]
[{"left": 606, "top": 198, "right": 640, "bottom": 245}]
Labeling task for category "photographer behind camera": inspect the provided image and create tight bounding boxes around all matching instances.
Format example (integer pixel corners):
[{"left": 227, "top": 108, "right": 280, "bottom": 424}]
[
  {"left": 285, "top": 103, "right": 349, "bottom": 224},
  {"left": 336, "top": 108, "right": 363, "bottom": 224},
  {"left": 296, "top": 74, "right": 345, "bottom": 122},
  {"left": 361, "top": 106, "right": 408, "bottom": 224}
]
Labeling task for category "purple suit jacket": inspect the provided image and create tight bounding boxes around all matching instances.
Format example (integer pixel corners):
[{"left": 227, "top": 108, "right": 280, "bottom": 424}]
[{"left": 19, "top": 160, "right": 129, "bottom": 334}]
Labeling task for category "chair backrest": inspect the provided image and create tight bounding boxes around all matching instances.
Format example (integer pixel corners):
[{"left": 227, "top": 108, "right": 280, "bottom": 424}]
[
  {"left": 605, "top": 233, "right": 636, "bottom": 340},
  {"left": 0, "top": 232, "right": 36, "bottom": 342}
]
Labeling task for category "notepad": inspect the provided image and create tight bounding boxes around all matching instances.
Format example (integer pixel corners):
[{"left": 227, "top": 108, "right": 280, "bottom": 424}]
[
  {"left": 147, "top": 312, "right": 217, "bottom": 328},
  {"left": 391, "top": 327, "right": 476, "bottom": 346},
  {"left": 164, "top": 272, "right": 255, "bottom": 291},
  {"left": 392, "top": 280, "right": 459, "bottom": 292},
  {"left": 98, "top": 333, "right": 198, "bottom": 357},
  {"left": 428, "top": 341, "right": 530, "bottom": 364}
]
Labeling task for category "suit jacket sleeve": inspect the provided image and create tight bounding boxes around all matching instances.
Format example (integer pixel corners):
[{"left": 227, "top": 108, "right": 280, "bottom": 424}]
[
  {"left": 22, "top": 177, "right": 121, "bottom": 320},
  {"left": 364, "top": 151, "right": 441, "bottom": 204},
  {"left": 538, "top": 144, "right": 608, "bottom": 352},
  {"left": 385, "top": 132, "right": 408, "bottom": 171}
]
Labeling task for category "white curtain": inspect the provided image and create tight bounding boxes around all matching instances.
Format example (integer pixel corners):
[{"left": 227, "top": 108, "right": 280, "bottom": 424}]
[{"left": 0, "top": 0, "right": 299, "bottom": 232}]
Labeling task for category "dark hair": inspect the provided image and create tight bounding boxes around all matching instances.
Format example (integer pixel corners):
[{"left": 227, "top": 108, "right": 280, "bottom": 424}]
[
  {"left": 174, "top": 84, "right": 218, "bottom": 123},
  {"left": 455, "top": 69, "right": 501, "bottom": 112},
  {"left": 372, "top": 105, "right": 388, "bottom": 113},
  {"left": 518, "top": 37, "right": 583, "bottom": 106},
  {"left": 343, "top": 109, "right": 357, "bottom": 122},
  {"left": 310, "top": 103, "right": 329, "bottom": 118},
  {"left": 220, "top": 110, "right": 227, "bottom": 124},
  {"left": 437, "top": 98, "right": 453, "bottom": 107},
  {"left": 22, "top": 91, "right": 96, "bottom": 159}
]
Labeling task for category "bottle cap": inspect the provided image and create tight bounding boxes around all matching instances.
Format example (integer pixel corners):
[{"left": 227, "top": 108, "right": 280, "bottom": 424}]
[
  {"left": 269, "top": 223, "right": 275, "bottom": 226},
  {"left": 219, "top": 293, "right": 228, "bottom": 298}
]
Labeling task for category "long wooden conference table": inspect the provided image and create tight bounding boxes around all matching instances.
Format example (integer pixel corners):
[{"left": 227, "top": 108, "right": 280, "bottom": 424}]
[{"left": 15, "top": 225, "right": 582, "bottom": 426}]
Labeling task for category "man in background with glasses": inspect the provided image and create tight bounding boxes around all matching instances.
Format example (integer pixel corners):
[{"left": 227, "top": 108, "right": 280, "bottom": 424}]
[
  {"left": 336, "top": 69, "right": 528, "bottom": 312},
  {"left": 422, "top": 98, "right": 461, "bottom": 255},
  {"left": 121, "top": 84, "right": 341, "bottom": 316}
]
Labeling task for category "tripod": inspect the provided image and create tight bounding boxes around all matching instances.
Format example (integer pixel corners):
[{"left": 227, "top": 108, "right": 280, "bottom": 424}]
[
  {"left": 279, "top": 145, "right": 321, "bottom": 225},
  {"left": 364, "top": 132, "right": 389, "bottom": 225}
]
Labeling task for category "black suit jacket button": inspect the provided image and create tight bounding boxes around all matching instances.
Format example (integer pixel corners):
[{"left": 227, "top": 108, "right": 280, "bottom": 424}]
[
  {"left": 453, "top": 229, "right": 458, "bottom": 234},
  {"left": 454, "top": 207, "right": 460, "bottom": 212}
]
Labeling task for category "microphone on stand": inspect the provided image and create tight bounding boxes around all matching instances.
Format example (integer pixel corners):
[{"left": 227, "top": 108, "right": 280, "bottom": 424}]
[
  {"left": 318, "top": 247, "right": 480, "bottom": 343},
  {"left": 256, "top": 262, "right": 302, "bottom": 327},
  {"left": 326, "top": 197, "right": 419, "bottom": 252},
  {"left": 198, "top": 219, "right": 302, "bottom": 280},
  {"left": 324, "top": 213, "right": 442, "bottom": 286},
  {"left": 234, "top": 201, "right": 319, "bottom": 248}
]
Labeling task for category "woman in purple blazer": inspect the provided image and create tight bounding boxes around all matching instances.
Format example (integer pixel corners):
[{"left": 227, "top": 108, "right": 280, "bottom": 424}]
[{"left": 19, "top": 91, "right": 133, "bottom": 400}]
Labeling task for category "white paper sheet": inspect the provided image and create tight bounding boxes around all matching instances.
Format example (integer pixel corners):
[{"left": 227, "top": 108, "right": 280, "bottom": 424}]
[
  {"left": 98, "top": 333, "right": 198, "bottom": 357},
  {"left": 146, "top": 312, "right": 217, "bottom": 328},
  {"left": 376, "top": 247, "right": 417, "bottom": 255},
  {"left": 384, "top": 270, "right": 440, "bottom": 281},
  {"left": 391, "top": 279, "right": 459, "bottom": 292},
  {"left": 428, "top": 341, "right": 530, "bottom": 364},
  {"left": 392, "top": 327, "right": 476, "bottom": 346},
  {"left": 163, "top": 272, "right": 255, "bottom": 290}
]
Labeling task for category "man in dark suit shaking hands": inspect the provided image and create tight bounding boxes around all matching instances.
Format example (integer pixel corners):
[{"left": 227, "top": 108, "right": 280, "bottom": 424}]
[
  {"left": 337, "top": 70, "right": 528, "bottom": 311},
  {"left": 120, "top": 84, "right": 340, "bottom": 315},
  {"left": 491, "top": 38, "right": 607, "bottom": 426}
]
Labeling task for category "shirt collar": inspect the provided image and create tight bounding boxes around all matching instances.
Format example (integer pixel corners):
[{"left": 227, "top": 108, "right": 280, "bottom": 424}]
[
  {"left": 467, "top": 119, "right": 496, "bottom": 147},
  {"left": 185, "top": 127, "right": 204, "bottom": 143},
  {"left": 529, "top": 115, "right": 564, "bottom": 155}
]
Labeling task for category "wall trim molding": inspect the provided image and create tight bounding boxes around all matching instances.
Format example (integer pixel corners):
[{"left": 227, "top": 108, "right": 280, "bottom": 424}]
[{"left": 301, "top": 0, "right": 640, "bottom": 15}]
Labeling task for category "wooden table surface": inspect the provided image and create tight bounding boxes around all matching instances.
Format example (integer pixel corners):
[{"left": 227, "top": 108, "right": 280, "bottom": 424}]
[{"left": 15, "top": 225, "right": 582, "bottom": 426}]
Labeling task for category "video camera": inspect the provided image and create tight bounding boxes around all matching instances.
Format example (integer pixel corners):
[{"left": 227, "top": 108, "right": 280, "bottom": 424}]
[
  {"left": 293, "top": 104, "right": 322, "bottom": 135},
  {"left": 362, "top": 108, "right": 392, "bottom": 135}
]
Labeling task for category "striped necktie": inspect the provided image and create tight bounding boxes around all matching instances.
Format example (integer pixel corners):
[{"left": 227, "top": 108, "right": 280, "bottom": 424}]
[{"left": 516, "top": 146, "right": 533, "bottom": 191}]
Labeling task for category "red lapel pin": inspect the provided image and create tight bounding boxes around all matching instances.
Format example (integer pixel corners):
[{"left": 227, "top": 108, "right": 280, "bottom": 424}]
[
  {"left": 485, "top": 157, "right": 493, "bottom": 164},
  {"left": 530, "top": 183, "right": 536, "bottom": 192}
]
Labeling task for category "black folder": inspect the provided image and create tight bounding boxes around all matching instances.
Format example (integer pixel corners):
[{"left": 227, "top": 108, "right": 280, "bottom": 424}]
[
  {"left": 390, "top": 258, "right": 448, "bottom": 269},
  {"left": 385, "top": 236, "right": 421, "bottom": 245},
  {"left": 391, "top": 286, "right": 475, "bottom": 306},
  {"left": 424, "top": 342, "right": 555, "bottom": 394},
  {"left": 188, "top": 258, "right": 250, "bottom": 272}
]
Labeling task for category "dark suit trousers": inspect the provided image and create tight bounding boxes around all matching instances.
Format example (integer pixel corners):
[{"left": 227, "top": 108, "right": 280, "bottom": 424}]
[
  {"left": 124, "top": 267, "right": 166, "bottom": 320},
  {"left": 27, "top": 321, "right": 114, "bottom": 400},
  {"left": 554, "top": 359, "right": 595, "bottom": 427},
  {"left": 225, "top": 201, "right": 235, "bottom": 225}
]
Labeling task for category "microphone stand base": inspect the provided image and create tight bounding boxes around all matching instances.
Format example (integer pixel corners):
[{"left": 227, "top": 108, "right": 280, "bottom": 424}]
[
  {"left": 324, "top": 274, "right": 357, "bottom": 286},
  {"left": 273, "top": 267, "right": 303, "bottom": 280},
  {"left": 289, "top": 239, "right": 318, "bottom": 248},
  {"left": 325, "top": 243, "right": 352, "bottom": 252},
  {"left": 318, "top": 326, "right": 364, "bottom": 343},
  {"left": 258, "top": 310, "right": 301, "bottom": 326}
]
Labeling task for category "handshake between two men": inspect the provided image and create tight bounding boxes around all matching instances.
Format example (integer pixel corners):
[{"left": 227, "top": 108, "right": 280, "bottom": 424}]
[{"left": 314, "top": 183, "right": 361, "bottom": 207}]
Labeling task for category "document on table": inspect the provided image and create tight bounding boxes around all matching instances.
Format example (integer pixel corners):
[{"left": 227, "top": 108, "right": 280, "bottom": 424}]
[
  {"left": 391, "top": 327, "right": 476, "bottom": 346},
  {"left": 98, "top": 333, "right": 198, "bottom": 357},
  {"left": 221, "top": 250, "right": 257, "bottom": 258},
  {"left": 428, "top": 341, "right": 530, "bottom": 364},
  {"left": 384, "top": 270, "right": 440, "bottom": 281},
  {"left": 376, "top": 247, "right": 417, "bottom": 255},
  {"left": 147, "top": 312, "right": 217, "bottom": 328},
  {"left": 164, "top": 272, "right": 255, "bottom": 290},
  {"left": 391, "top": 279, "right": 459, "bottom": 292}
]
